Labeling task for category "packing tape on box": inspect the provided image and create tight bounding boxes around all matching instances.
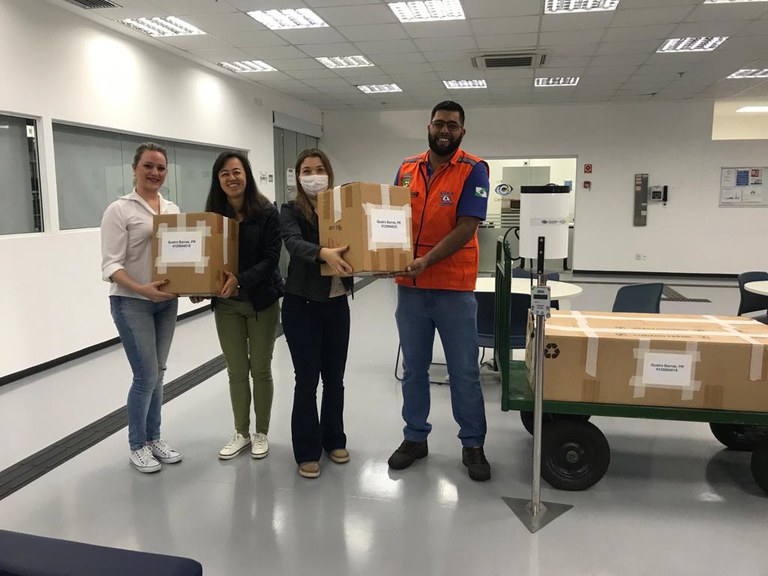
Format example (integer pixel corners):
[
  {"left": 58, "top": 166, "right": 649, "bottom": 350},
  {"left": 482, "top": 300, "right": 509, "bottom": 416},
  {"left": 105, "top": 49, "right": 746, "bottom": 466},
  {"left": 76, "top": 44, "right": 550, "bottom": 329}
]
[
  {"left": 332, "top": 186, "right": 342, "bottom": 223},
  {"left": 223, "top": 216, "right": 229, "bottom": 266},
  {"left": 630, "top": 341, "right": 702, "bottom": 400},
  {"left": 703, "top": 315, "right": 764, "bottom": 380},
  {"left": 556, "top": 312, "right": 762, "bottom": 326},
  {"left": 570, "top": 311, "right": 599, "bottom": 377},
  {"left": 362, "top": 186, "right": 412, "bottom": 252},
  {"left": 155, "top": 215, "right": 210, "bottom": 274}
]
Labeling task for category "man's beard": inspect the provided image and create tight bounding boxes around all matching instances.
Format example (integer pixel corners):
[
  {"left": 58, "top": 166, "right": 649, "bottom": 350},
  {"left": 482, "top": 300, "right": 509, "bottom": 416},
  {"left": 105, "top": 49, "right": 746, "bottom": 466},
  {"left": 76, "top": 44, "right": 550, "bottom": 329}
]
[{"left": 428, "top": 132, "right": 462, "bottom": 157}]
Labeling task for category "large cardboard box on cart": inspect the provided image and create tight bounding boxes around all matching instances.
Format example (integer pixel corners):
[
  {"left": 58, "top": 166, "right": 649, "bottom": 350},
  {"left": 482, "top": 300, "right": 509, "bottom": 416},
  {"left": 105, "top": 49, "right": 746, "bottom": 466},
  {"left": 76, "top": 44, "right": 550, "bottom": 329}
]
[
  {"left": 151, "top": 212, "right": 239, "bottom": 295},
  {"left": 526, "top": 311, "right": 768, "bottom": 411},
  {"left": 317, "top": 182, "right": 412, "bottom": 276}
]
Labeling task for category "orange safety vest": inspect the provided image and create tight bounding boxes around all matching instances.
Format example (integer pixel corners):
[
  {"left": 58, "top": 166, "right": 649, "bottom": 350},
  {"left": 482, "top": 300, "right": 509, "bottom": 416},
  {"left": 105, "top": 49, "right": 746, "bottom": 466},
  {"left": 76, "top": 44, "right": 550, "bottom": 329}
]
[{"left": 395, "top": 147, "right": 488, "bottom": 291}]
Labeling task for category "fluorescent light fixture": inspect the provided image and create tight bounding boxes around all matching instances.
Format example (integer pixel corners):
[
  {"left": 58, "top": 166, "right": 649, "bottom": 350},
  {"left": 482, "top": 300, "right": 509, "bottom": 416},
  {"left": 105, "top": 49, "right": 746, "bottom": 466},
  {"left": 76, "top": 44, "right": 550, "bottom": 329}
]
[
  {"left": 316, "top": 56, "right": 373, "bottom": 69},
  {"left": 443, "top": 80, "right": 487, "bottom": 89},
  {"left": 545, "top": 0, "right": 620, "bottom": 13},
  {"left": 218, "top": 60, "right": 276, "bottom": 73},
  {"left": 388, "top": 1, "right": 465, "bottom": 23},
  {"left": 357, "top": 84, "right": 402, "bottom": 94},
  {"left": 728, "top": 69, "right": 768, "bottom": 79},
  {"left": 657, "top": 37, "right": 728, "bottom": 53},
  {"left": 247, "top": 9, "right": 328, "bottom": 30},
  {"left": 736, "top": 106, "right": 768, "bottom": 113},
  {"left": 704, "top": 0, "right": 768, "bottom": 3},
  {"left": 119, "top": 16, "right": 205, "bottom": 37},
  {"left": 535, "top": 77, "right": 580, "bottom": 87}
]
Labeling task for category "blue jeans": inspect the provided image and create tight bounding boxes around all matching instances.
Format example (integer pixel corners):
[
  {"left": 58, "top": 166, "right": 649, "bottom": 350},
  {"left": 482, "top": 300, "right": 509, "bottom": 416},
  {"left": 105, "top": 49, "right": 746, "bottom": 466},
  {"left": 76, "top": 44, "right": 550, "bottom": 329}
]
[
  {"left": 395, "top": 285, "right": 487, "bottom": 447},
  {"left": 110, "top": 296, "right": 178, "bottom": 450}
]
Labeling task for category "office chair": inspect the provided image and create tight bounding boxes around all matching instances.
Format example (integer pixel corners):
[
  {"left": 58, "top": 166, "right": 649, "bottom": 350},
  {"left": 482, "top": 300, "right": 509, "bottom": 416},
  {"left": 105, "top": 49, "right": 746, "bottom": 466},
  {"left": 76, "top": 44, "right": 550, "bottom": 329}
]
[
  {"left": 612, "top": 283, "right": 664, "bottom": 314},
  {"left": 737, "top": 271, "right": 768, "bottom": 324}
]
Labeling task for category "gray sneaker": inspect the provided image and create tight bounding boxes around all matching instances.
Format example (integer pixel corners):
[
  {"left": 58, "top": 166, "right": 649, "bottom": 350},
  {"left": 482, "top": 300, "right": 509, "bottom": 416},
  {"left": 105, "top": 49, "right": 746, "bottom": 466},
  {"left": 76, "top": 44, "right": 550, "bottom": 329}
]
[
  {"left": 130, "top": 446, "right": 161, "bottom": 473},
  {"left": 148, "top": 439, "right": 182, "bottom": 464}
]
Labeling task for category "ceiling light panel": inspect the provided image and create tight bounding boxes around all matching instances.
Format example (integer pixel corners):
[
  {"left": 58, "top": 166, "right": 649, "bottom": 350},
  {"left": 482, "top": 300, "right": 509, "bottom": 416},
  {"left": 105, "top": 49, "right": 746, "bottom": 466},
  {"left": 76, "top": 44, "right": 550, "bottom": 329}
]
[
  {"left": 388, "top": 1, "right": 465, "bottom": 23},
  {"left": 704, "top": 1, "right": 768, "bottom": 3},
  {"left": 728, "top": 69, "right": 768, "bottom": 79},
  {"left": 545, "top": 0, "right": 620, "bottom": 13},
  {"left": 657, "top": 37, "right": 728, "bottom": 53},
  {"left": 119, "top": 16, "right": 205, "bottom": 37},
  {"left": 443, "top": 80, "right": 487, "bottom": 89},
  {"left": 316, "top": 56, "right": 374, "bottom": 69},
  {"left": 247, "top": 9, "right": 328, "bottom": 30},
  {"left": 535, "top": 77, "right": 580, "bottom": 87},
  {"left": 737, "top": 106, "right": 768, "bottom": 113},
  {"left": 357, "top": 84, "right": 403, "bottom": 93},
  {"left": 218, "top": 60, "right": 277, "bottom": 73}
]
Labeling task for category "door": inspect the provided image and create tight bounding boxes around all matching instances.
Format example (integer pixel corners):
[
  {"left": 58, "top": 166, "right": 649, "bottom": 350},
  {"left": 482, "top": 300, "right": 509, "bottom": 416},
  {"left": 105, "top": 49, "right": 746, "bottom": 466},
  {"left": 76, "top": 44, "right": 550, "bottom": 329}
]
[{"left": 273, "top": 127, "right": 319, "bottom": 278}]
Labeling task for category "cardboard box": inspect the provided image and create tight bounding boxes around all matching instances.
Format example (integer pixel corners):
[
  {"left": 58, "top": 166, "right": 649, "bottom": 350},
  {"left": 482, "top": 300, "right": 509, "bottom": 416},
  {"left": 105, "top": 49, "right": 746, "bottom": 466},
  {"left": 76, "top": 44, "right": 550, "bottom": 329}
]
[
  {"left": 317, "top": 182, "right": 412, "bottom": 276},
  {"left": 151, "top": 212, "right": 238, "bottom": 295},
  {"left": 526, "top": 311, "right": 768, "bottom": 412}
]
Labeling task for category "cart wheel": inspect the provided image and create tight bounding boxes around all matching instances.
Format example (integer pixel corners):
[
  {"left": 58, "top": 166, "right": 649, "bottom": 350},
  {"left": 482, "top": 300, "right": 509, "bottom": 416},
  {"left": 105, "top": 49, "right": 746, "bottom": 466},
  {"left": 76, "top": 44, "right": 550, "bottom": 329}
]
[
  {"left": 541, "top": 420, "right": 610, "bottom": 491},
  {"left": 520, "top": 411, "right": 591, "bottom": 435},
  {"left": 709, "top": 423, "right": 766, "bottom": 451},
  {"left": 751, "top": 445, "right": 768, "bottom": 494}
]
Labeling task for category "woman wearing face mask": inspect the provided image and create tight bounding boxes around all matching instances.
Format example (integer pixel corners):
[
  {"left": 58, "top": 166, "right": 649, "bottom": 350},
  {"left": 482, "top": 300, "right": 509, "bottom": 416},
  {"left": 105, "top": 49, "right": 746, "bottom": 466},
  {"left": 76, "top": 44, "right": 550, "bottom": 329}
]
[
  {"left": 280, "top": 148, "right": 353, "bottom": 479},
  {"left": 200, "top": 151, "right": 284, "bottom": 462}
]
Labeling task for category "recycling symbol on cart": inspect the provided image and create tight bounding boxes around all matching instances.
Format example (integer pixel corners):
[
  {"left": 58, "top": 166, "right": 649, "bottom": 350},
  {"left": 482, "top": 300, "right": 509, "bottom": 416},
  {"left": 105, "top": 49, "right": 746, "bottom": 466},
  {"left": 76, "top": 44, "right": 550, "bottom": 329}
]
[{"left": 544, "top": 343, "right": 560, "bottom": 359}]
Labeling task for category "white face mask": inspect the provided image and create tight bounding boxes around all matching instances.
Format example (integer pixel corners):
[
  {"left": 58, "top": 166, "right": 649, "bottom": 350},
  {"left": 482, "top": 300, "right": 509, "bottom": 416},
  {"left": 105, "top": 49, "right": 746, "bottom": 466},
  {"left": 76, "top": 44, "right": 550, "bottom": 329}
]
[{"left": 300, "top": 175, "right": 328, "bottom": 197}]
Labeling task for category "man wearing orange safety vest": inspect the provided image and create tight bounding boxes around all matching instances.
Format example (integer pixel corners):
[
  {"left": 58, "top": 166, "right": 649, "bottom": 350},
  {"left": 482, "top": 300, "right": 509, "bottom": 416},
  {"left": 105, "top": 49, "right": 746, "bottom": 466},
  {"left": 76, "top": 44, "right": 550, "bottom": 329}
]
[{"left": 388, "top": 101, "right": 491, "bottom": 482}]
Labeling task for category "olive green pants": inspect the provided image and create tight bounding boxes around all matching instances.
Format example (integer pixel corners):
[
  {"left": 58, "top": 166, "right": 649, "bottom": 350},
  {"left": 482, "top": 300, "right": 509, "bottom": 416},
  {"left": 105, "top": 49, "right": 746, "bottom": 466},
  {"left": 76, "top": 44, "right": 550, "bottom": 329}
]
[{"left": 213, "top": 298, "right": 279, "bottom": 436}]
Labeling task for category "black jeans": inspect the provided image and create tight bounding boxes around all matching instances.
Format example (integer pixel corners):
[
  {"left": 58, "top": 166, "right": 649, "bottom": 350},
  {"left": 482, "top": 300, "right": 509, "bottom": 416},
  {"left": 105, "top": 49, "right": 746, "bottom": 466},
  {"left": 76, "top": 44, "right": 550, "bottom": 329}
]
[{"left": 281, "top": 293, "right": 349, "bottom": 464}]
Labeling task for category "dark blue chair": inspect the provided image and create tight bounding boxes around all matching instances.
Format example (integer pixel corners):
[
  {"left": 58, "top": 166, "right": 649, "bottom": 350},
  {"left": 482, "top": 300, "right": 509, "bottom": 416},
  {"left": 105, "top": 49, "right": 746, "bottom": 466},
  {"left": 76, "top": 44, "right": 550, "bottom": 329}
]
[
  {"left": 612, "top": 283, "right": 664, "bottom": 314},
  {"left": 0, "top": 529, "right": 202, "bottom": 576},
  {"left": 737, "top": 271, "right": 768, "bottom": 324}
]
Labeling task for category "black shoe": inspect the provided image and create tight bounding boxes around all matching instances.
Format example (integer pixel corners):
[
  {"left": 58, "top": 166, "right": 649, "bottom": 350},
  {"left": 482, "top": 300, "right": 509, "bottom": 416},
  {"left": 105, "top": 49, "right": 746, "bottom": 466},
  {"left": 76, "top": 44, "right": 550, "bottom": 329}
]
[
  {"left": 462, "top": 446, "right": 491, "bottom": 481},
  {"left": 388, "top": 440, "right": 428, "bottom": 470}
]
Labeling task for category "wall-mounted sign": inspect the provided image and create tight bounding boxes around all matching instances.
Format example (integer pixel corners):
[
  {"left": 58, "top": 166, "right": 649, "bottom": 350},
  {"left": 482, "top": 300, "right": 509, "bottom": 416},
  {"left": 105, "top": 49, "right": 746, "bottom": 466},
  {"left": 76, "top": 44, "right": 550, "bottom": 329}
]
[{"left": 720, "top": 167, "right": 767, "bottom": 207}]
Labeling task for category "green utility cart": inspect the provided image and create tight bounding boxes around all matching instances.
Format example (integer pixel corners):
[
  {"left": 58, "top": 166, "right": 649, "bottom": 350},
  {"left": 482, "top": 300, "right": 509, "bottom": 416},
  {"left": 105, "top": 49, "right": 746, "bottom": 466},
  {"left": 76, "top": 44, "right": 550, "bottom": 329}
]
[{"left": 493, "top": 239, "right": 768, "bottom": 494}]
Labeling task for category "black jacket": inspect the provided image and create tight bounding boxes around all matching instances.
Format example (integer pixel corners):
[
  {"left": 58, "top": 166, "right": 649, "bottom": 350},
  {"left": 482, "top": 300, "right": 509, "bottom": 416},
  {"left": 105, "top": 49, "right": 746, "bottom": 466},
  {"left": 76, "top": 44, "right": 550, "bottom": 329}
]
[
  {"left": 232, "top": 204, "right": 284, "bottom": 311},
  {"left": 280, "top": 201, "right": 353, "bottom": 302}
]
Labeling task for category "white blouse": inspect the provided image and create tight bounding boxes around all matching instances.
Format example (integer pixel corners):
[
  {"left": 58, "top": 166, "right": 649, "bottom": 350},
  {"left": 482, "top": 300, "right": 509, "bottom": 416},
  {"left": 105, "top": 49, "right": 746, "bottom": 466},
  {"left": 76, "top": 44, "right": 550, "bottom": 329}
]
[{"left": 100, "top": 190, "right": 179, "bottom": 299}]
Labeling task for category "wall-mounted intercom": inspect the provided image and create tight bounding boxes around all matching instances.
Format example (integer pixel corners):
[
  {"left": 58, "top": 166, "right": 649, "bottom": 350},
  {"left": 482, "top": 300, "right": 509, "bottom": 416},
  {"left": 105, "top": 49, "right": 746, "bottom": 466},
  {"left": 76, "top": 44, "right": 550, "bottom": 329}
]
[{"left": 649, "top": 185, "right": 669, "bottom": 205}]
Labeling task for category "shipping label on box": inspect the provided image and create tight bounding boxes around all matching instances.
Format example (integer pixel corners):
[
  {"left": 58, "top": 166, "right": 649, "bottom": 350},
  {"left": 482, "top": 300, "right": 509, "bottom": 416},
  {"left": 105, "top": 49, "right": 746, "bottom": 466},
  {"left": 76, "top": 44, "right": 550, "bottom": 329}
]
[
  {"left": 152, "top": 212, "right": 239, "bottom": 295},
  {"left": 317, "top": 182, "right": 413, "bottom": 276},
  {"left": 526, "top": 311, "right": 768, "bottom": 412}
]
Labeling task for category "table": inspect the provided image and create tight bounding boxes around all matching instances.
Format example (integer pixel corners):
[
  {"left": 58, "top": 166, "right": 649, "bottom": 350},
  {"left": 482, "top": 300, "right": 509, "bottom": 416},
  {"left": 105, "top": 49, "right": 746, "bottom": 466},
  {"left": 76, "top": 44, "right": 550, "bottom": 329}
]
[
  {"left": 475, "top": 277, "right": 583, "bottom": 299},
  {"left": 745, "top": 281, "right": 768, "bottom": 296}
]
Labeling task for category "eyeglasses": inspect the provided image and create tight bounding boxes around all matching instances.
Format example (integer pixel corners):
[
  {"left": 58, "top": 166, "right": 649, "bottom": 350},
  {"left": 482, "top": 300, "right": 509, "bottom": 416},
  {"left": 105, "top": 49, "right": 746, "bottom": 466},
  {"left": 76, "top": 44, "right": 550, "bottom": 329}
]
[{"left": 430, "top": 120, "right": 463, "bottom": 132}]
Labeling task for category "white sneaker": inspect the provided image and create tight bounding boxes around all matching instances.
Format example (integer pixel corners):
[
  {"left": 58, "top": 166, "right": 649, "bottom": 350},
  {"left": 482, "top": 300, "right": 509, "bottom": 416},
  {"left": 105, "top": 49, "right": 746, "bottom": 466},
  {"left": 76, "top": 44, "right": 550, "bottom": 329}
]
[
  {"left": 251, "top": 433, "right": 269, "bottom": 459},
  {"left": 148, "top": 439, "right": 182, "bottom": 464},
  {"left": 219, "top": 433, "right": 251, "bottom": 460},
  {"left": 130, "top": 446, "right": 161, "bottom": 473}
]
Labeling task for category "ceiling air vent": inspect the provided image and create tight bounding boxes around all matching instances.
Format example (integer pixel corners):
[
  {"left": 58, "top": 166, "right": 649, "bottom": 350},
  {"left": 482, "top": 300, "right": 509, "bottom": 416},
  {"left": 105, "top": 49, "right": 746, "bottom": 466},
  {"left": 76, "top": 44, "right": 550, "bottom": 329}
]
[
  {"left": 471, "top": 53, "right": 546, "bottom": 69},
  {"left": 63, "top": 0, "right": 122, "bottom": 8}
]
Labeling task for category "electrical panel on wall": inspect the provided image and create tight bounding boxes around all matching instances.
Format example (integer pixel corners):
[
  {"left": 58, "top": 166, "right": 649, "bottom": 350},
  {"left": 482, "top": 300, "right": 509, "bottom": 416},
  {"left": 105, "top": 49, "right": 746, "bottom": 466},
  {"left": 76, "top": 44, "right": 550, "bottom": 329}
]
[{"left": 634, "top": 174, "right": 648, "bottom": 227}]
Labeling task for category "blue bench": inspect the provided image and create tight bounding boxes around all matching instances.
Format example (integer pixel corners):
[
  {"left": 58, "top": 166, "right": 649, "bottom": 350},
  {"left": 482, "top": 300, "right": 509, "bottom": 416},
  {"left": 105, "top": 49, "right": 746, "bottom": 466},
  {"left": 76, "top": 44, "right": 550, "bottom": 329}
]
[{"left": 0, "top": 529, "right": 202, "bottom": 576}]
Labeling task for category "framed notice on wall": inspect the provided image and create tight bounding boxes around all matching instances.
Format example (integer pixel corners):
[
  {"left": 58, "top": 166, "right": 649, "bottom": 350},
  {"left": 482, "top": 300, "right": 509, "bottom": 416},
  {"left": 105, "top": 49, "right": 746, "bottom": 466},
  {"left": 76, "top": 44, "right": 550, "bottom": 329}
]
[{"left": 719, "top": 167, "right": 768, "bottom": 207}]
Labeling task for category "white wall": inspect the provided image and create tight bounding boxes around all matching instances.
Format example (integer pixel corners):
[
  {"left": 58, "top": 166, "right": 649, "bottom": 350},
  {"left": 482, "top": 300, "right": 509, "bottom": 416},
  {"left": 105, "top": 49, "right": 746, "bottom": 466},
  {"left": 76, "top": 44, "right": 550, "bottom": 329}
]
[
  {"left": 321, "top": 102, "right": 768, "bottom": 276},
  {"left": 0, "top": 0, "right": 321, "bottom": 378}
]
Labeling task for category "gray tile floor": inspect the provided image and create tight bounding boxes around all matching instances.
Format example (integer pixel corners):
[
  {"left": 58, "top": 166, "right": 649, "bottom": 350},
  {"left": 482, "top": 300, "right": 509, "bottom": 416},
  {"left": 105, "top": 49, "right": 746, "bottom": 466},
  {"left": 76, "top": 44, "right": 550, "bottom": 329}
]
[{"left": 1, "top": 276, "right": 767, "bottom": 576}]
